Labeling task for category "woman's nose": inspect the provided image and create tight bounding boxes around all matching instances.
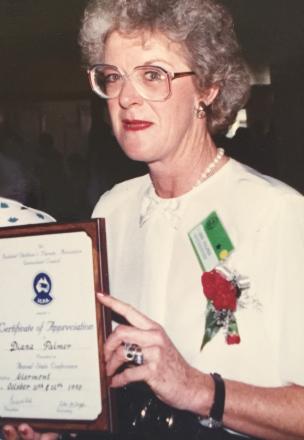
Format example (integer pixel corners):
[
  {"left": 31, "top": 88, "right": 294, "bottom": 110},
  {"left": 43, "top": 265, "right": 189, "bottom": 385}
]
[{"left": 119, "top": 77, "right": 144, "bottom": 108}]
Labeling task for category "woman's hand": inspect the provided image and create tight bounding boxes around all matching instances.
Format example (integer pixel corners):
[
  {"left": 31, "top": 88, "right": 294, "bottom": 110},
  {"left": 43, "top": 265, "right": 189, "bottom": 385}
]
[
  {"left": 2, "top": 424, "right": 59, "bottom": 440},
  {"left": 97, "top": 293, "right": 212, "bottom": 413}
]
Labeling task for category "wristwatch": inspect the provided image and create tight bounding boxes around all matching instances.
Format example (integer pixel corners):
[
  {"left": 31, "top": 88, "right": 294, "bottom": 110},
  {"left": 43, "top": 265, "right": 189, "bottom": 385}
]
[{"left": 198, "top": 372, "right": 226, "bottom": 429}]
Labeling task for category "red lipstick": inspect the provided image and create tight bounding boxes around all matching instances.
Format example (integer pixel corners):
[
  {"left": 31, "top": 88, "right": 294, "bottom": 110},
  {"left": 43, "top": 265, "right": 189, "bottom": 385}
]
[{"left": 122, "top": 119, "right": 153, "bottom": 131}]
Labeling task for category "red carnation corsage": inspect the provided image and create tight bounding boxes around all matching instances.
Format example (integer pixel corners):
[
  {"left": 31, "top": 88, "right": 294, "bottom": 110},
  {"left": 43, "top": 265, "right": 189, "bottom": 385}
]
[{"left": 201, "top": 267, "right": 249, "bottom": 350}]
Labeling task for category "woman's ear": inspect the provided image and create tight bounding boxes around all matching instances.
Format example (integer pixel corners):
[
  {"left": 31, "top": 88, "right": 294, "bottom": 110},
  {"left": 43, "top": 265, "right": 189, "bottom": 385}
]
[{"left": 199, "top": 83, "right": 220, "bottom": 107}]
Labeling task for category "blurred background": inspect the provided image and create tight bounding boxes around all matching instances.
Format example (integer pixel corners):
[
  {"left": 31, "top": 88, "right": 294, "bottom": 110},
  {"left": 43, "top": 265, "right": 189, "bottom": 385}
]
[{"left": 0, "top": 0, "right": 304, "bottom": 221}]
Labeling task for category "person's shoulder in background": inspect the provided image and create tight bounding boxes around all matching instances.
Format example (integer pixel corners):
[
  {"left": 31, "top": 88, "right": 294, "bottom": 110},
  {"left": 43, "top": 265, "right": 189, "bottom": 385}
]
[{"left": 0, "top": 196, "right": 55, "bottom": 227}]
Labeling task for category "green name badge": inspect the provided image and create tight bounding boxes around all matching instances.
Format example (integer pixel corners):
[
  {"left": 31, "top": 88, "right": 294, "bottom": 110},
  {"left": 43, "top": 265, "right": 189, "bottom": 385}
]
[{"left": 188, "top": 211, "right": 234, "bottom": 271}]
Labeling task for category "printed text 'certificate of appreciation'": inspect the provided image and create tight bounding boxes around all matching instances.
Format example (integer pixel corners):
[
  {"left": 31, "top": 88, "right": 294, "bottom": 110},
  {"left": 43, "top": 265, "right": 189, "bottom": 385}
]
[{"left": 0, "top": 220, "right": 113, "bottom": 432}]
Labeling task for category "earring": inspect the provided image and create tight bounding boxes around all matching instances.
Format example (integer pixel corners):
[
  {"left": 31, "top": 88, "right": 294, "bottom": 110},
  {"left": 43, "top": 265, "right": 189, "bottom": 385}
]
[{"left": 195, "top": 101, "right": 207, "bottom": 119}]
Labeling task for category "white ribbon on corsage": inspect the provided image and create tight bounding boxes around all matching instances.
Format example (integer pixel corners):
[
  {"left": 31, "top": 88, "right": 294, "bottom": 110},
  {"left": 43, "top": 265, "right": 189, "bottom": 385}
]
[
  {"left": 216, "top": 264, "right": 250, "bottom": 290},
  {"left": 215, "top": 264, "right": 261, "bottom": 310}
]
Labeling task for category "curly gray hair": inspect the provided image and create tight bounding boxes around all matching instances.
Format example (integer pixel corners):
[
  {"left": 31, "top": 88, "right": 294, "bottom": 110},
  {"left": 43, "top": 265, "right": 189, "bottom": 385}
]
[{"left": 79, "top": 0, "right": 250, "bottom": 133}]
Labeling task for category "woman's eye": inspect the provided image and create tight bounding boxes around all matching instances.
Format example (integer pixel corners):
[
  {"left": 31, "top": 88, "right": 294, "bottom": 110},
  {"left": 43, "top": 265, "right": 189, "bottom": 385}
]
[
  {"left": 104, "top": 73, "right": 121, "bottom": 83},
  {"left": 144, "top": 70, "right": 164, "bottom": 81}
]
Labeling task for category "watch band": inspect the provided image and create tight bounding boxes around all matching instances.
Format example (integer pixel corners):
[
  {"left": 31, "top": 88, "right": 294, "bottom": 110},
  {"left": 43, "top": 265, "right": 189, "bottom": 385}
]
[{"left": 198, "top": 372, "right": 226, "bottom": 429}]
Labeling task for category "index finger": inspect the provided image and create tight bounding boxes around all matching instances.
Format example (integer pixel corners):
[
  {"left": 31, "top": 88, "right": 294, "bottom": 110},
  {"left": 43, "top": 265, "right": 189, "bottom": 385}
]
[{"left": 97, "top": 293, "right": 157, "bottom": 330}]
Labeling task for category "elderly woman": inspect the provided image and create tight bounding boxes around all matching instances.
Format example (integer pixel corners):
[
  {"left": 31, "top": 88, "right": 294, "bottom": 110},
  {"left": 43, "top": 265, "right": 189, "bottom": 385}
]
[{"left": 3, "top": 0, "right": 304, "bottom": 440}]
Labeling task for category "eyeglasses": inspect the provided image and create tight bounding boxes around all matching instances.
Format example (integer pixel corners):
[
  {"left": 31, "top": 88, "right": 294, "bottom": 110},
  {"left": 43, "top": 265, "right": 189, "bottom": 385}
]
[{"left": 87, "top": 64, "right": 195, "bottom": 102}]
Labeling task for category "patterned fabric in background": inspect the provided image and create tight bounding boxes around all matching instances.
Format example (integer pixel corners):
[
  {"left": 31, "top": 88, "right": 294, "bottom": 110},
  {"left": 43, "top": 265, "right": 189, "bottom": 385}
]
[{"left": 0, "top": 197, "right": 55, "bottom": 227}]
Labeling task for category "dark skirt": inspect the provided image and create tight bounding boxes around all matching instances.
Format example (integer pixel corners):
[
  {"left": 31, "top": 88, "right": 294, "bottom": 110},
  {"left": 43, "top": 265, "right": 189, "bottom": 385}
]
[{"left": 76, "top": 382, "right": 264, "bottom": 440}]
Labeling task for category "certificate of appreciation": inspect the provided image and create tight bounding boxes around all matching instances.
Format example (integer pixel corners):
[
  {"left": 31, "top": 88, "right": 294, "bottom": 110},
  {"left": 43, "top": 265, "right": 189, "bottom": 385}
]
[{"left": 0, "top": 220, "right": 114, "bottom": 432}]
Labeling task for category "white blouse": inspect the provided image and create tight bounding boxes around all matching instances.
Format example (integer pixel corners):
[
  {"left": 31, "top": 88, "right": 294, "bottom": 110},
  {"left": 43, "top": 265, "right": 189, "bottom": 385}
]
[{"left": 93, "top": 159, "right": 304, "bottom": 388}]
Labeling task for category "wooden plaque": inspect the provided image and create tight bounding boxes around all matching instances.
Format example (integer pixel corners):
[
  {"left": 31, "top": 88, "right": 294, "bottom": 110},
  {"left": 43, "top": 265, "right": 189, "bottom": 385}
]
[{"left": 0, "top": 219, "right": 115, "bottom": 433}]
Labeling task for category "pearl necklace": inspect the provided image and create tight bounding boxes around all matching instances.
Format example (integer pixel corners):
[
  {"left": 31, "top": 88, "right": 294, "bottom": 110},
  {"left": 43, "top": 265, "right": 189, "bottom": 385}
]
[{"left": 194, "top": 147, "right": 225, "bottom": 187}]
